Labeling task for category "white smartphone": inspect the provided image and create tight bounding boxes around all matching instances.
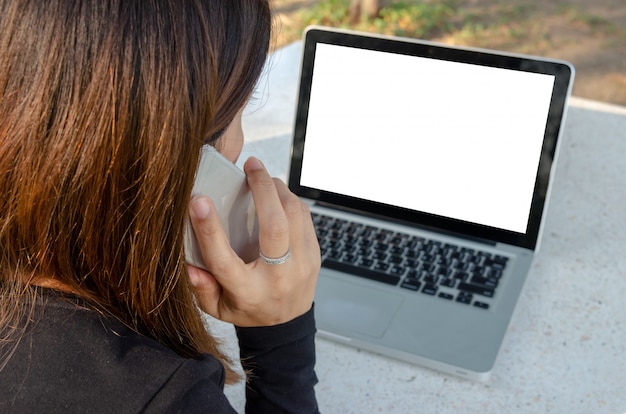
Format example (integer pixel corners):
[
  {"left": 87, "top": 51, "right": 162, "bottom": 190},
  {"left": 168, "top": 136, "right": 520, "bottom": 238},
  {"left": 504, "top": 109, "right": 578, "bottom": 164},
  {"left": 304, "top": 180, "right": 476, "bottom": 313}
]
[{"left": 184, "top": 145, "right": 259, "bottom": 269}]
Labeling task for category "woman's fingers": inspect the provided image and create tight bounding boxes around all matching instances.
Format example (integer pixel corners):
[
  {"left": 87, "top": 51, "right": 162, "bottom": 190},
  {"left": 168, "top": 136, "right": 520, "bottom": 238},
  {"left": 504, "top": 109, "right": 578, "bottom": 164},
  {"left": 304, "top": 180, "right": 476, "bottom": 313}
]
[
  {"left": 188, "top": 196, "right": 240, "bottom": 273},
  {"left": 272, "top": 178, "right": 319, "bottom": 263},
  {"left": 243, "top": 157, "right": 290, "bottom": 261},
  {"left": 187, "top": 196, "right": 252, "bottom": 321},
  {"left": 187, "top": 265, "right": 221, "bottom": 316},
  {"left": 187, "top": 157, "right": 320, "bottom": 327}
]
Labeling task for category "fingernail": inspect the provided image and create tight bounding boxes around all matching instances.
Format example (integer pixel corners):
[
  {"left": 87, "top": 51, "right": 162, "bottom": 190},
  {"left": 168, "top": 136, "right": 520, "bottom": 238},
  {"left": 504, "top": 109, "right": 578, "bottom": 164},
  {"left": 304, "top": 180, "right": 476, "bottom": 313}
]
[
  {"left": 190, "top": 197, "right": 211, "bottom": 220},
  {"left": 246, "top": 157, "right": 264, "bottom": 171}
]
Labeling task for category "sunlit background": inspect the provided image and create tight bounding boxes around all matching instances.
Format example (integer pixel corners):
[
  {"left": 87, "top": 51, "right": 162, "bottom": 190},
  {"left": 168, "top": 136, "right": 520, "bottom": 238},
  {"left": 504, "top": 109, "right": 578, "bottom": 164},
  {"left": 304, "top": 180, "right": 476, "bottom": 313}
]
[{"left": 270, "top": 0, "right": 626, "bottom": 106}]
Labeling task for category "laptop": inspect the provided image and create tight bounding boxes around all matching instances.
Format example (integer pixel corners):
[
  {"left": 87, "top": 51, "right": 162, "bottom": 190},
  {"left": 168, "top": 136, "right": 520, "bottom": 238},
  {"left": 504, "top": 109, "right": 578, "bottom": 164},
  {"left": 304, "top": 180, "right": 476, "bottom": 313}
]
[{"left": 287, "top": 27, "right": 574, "bottom": 381}]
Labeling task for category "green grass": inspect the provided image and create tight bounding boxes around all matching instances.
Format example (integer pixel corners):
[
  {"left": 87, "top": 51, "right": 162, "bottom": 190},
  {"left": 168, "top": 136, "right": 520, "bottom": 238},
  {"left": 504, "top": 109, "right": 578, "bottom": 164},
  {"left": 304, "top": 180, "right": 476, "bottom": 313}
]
[
  {"left": 299, "top": 0, "right": 457, "bottom": 39},
  {"left": 288, "top": 0, "right": 620, "bottom": 51}
]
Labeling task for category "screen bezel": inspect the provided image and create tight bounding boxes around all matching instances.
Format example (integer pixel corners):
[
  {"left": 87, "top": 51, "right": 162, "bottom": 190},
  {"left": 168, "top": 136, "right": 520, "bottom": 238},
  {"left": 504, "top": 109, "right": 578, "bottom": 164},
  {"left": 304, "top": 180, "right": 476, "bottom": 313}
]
[{"left": 288, "top": 27, "right": 574, "bottom": 250}]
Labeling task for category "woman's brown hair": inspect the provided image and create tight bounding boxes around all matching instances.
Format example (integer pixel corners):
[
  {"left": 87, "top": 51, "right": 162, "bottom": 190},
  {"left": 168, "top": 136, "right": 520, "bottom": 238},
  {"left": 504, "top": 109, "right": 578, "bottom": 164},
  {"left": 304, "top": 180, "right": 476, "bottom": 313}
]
[{"left": 0, "top": 0, "right": 271, "bottom": 380}]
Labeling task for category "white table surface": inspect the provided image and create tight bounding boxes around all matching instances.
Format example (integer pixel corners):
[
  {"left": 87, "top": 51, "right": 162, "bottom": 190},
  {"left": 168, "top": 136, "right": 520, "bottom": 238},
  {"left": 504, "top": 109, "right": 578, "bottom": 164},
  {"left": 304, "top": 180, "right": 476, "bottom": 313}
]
[{"left": 210, "top": 42, "right": 626, "bottom": 414}]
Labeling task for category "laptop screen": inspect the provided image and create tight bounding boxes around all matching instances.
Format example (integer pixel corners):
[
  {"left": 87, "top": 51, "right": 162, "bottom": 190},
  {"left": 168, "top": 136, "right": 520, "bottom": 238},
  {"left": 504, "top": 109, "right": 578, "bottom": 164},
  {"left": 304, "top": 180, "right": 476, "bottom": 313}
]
[
  {"left": 301, "top": 43, "right": 555, "bottom": 234},
  {"left": 289, "top": 28, "right": 574, "bottom": 250}
]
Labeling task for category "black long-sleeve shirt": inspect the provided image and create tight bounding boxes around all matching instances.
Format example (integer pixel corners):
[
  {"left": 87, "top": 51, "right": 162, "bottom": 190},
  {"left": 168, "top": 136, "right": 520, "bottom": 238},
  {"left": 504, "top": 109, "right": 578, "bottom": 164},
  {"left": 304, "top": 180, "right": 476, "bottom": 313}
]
[{"left": 0, "top": 289, "right": 319, "bottom": 413}]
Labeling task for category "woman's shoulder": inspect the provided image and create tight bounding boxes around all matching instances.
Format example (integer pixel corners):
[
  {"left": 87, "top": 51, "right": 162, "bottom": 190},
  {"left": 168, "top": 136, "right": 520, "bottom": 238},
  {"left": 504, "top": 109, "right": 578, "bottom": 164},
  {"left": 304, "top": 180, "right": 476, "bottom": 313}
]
[{"left": 0, "top": 289, "right": 233, "bottom": 413}]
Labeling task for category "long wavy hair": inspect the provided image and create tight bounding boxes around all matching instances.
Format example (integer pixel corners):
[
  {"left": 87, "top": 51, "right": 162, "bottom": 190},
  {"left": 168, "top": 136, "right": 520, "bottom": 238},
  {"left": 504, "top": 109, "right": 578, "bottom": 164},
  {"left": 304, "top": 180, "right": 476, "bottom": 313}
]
[{"left": 0, "top": 0, "right": 271, "bottom": 381}]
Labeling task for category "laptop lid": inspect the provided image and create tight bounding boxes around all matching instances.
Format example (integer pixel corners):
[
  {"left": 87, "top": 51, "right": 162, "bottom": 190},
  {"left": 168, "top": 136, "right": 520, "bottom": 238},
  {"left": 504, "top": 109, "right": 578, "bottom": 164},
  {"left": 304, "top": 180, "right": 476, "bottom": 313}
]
[{"left": 288, "top": 27, "right": 574, "bottom": 251}]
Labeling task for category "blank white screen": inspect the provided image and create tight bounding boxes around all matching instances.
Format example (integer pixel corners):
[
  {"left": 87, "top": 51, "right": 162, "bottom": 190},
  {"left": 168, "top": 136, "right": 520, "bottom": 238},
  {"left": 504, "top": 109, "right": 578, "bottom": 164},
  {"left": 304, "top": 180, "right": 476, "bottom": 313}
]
[{"left": 299, "top": 43, "right": 555, "bottom": 234}]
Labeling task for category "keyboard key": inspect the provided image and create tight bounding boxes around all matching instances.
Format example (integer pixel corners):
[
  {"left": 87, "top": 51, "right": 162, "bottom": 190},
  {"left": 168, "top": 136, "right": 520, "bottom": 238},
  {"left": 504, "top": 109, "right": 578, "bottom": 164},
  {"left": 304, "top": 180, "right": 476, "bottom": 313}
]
[
  {"left": 323, "top": 259, "right": 401, "bottom": 286},
  {"left": 328, "top": 250, "right": 343, "bottom": 260},
  {"left": 456, "top": 292, "right": 473, "bottom": 304},
  {"left": 389, "top": 255, "right": 404, "bottom": 264},
  {"left": 372, "top": 251, "right": 388, "bottom": 261},
  {"left": 438, "top": 292, "right": 454, "bottom": 300},
  {"left": 458, "top": 282, "right": 495, "bottom": 298},
  {"left": 406, "top": 269, "right": 422, "bottom": 279},
  {"left": 343, "top": 254, "right": 358, "bottom": 264},
  {"left": 374, "top": 233, "right": 387, "bottom": 242},
  {"left": 356, "top": 247, "right": 371, "bottom": 256},
  {"left": 405, "top": 258, "right": 418, "bottom": 268},
  {"left": 347, "top": 223, "right": 363, "bottom": 234},
  {"left": 374, "top": 242, "right": 388, "bottom": 252},
  {"left": 374, "top": 261, "right": 390, "bottom": 272},
  {"left": 422, "top": 283, "right": 438, "bottom": 295},
  {"left": 400, "top": 279, "right": 421, "bottom": 291},
  {"left": 389, "top": 236, "right": 405, "bottom": 245},
  {"left": 441, "top": 278, "right": 456, "bottom": 288},
  {"left": 473, "top": 301, "right": 490, "bottom": 309},
  {"left": 454, "top": 271, "right": 469, "bottom": 281},
  {"left": 493, "top": 255, "right": 509, "bottom": 267},
  {"left": 423, "top": 273, "right": 438, "bottom": 284},
  {"left": 470, "top": 275, "right": 499, "bottom": 288},
  {"left": 361, "top": 228, "right": 375, "bottom": 238},
  {"left": 389, "top": 246, "right": 405, "bottom": 255}
]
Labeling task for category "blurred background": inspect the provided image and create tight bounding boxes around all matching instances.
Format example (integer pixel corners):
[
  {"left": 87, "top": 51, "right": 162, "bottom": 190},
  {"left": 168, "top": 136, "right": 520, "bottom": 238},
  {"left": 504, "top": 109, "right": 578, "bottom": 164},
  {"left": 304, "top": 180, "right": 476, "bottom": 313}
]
[{"left": 270, "top": 0, "right": 626, "bottom": 106}]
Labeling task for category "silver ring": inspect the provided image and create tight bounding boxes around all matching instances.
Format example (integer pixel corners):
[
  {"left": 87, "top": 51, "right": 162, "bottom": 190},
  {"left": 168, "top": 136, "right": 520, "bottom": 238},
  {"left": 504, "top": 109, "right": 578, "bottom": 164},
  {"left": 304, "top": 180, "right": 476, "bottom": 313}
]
[{"left": 259, "top": 248, "right": 291, "bottom": 265}]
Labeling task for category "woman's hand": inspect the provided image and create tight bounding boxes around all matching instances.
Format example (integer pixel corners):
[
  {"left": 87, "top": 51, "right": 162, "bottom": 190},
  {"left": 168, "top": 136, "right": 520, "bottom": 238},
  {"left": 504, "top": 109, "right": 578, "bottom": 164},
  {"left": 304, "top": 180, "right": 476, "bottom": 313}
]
[{"left": 187, "top": 157, "right": 320, "bottom": 327}]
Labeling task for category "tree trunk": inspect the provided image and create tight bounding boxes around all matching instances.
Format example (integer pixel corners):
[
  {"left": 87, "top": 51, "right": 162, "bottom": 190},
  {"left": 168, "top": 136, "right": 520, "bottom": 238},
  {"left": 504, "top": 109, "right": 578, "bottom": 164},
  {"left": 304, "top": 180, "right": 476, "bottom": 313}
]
[{"left": 349, "top": 0, "right": 380, "bottom": 24}]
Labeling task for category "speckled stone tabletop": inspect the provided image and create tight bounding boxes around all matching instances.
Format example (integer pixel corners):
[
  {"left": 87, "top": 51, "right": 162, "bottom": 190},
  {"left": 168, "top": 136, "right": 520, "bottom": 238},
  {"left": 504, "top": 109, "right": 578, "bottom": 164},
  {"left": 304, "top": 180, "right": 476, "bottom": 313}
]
[{"left": 210, "top": 42, "right": 626, "bottom": 414}]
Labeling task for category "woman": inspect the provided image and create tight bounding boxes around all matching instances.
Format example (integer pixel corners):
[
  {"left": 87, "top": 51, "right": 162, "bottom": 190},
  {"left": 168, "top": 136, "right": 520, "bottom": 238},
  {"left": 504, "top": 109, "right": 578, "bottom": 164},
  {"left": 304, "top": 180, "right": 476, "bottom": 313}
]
[{"left": 0, "top": 1, "right": 320, "bottom": 413}]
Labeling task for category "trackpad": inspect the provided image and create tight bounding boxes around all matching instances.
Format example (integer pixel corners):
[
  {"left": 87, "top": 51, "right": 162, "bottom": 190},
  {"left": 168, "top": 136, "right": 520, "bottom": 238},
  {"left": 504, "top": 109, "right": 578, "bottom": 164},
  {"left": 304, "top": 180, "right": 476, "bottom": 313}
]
[{"left": 315, "top": 277, "right": 404, "bottom": 338}]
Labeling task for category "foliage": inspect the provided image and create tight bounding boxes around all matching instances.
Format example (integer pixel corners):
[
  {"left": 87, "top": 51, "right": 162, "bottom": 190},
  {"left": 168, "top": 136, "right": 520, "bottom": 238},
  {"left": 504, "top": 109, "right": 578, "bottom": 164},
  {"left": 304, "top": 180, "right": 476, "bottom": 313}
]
[
  {"left": 299, "top": 0, "right": 457, "bottom": 39},
  {"left": 292, "top": 0, "right": 620, "bottom": 49}
]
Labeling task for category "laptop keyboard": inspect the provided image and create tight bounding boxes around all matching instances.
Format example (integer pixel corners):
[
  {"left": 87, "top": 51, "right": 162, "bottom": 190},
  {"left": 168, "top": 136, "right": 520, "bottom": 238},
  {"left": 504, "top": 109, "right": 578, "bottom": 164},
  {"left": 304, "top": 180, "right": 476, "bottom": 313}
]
[{"left": 313, "top": 212, "right": 509, "bottom": 310}]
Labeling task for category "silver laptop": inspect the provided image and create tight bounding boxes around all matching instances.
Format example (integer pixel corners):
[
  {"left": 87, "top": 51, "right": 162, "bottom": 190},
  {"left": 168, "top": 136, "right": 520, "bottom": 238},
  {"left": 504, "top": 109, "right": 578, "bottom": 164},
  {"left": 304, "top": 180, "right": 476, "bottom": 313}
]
[{"left": 287, "top": 27, "right": 574, "bottom": 381}]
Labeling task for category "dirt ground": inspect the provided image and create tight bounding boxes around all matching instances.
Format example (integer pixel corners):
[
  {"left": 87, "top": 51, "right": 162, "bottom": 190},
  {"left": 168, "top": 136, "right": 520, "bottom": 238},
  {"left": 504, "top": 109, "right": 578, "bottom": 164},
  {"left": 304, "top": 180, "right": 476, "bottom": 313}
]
[{"left": 270, "top": 0, "right": 626, "bottom": 107}]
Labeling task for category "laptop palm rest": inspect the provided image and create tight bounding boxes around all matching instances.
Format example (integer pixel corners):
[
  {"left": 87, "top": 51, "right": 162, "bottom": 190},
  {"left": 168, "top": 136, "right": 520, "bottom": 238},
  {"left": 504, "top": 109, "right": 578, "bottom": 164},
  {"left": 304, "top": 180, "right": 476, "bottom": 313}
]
[{"left": 315, "top": 275, "right": 403, "bottom": 338}]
